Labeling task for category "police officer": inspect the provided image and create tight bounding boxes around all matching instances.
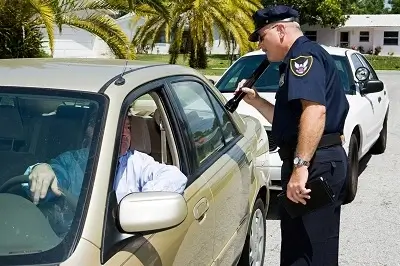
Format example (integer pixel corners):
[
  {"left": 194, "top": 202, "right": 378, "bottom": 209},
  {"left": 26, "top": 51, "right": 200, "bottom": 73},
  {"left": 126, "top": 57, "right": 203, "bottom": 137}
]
[{"left": 236, "top": 5, "right": 350, "bottom": 266}]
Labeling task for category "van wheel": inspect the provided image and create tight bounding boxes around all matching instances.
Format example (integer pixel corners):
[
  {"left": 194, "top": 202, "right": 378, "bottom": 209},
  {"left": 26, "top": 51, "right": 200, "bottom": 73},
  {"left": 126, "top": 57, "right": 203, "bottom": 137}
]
[
  {"left": 238, "top": 198, "right": 266, "bottom": 266},
  {"left": 370, "top": 115, "right": 388, "bottom": 154},
  {"left": 343, "top": 134, "right": 359, "bottom": 205}
]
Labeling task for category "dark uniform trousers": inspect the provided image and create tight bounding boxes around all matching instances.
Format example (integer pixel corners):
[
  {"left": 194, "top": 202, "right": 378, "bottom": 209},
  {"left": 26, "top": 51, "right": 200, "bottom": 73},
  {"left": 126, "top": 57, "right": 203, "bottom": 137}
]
[{"left": 279, "top": 146, "right": 348, "bottom": 266}]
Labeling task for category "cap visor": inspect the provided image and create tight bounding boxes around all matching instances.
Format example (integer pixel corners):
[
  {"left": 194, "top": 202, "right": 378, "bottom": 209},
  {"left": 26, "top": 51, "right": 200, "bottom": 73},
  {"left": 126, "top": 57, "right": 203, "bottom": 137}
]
[{"left": 248, "top": 31, "right": 259, "bottom": 42}]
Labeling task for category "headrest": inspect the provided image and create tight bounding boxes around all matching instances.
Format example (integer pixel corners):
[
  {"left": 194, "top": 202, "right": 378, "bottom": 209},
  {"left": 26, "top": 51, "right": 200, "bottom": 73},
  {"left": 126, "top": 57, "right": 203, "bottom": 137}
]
[
  {"left": 0, "top": 106, "right": 24, "bottom": 140},
  {"left": 129, "top": 115, "right": 152, "bottom": 154},
  {"left": 153, "top": 108, "right": 162, "bottom": 127}
]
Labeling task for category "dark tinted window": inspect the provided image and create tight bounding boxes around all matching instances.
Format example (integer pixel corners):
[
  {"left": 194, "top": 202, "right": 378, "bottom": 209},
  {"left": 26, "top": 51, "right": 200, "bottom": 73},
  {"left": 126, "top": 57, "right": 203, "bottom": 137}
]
[{"left": 216, "top": 54, "right": 353, "bottom": 94}]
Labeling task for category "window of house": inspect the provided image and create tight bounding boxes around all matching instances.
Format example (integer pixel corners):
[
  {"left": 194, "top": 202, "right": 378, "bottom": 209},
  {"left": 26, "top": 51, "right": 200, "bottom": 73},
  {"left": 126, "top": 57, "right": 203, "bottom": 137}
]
[
  {"left": 304, "top": 31, "right": 317, "bottom": 42},
  {"left": 383, "top": 31, "right": 399, "bottom": 45},
  {"left": 359, "top": 31, "right": 369, "bottom": 42}
]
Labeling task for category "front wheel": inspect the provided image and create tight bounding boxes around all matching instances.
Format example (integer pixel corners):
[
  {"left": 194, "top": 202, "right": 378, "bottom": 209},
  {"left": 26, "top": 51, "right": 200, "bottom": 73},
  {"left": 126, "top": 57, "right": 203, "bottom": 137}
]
[
  {"left": 238, "top": 198, "right": 266, "bottom": 266},
  {"left": 370, "top": 114, "right": 388, "bottom": 154},
  {"left": 343, "top": 134, "right": 359, "bottom": 205}
]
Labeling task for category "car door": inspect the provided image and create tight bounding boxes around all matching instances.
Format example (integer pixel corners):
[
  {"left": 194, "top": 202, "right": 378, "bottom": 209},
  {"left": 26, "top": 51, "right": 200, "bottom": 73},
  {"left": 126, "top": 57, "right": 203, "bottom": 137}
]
[
  {"left": 100, "top": 82, "right": 215, "bottom": 266},
  {"left": 167, "top": 77, "right": 251, "bottom": 265},
  {"left": 348, "top": 52, "right": 378, "bottom": 146},
  {"left": 356, "top": 53, "right": 388, "bottom": 133}
]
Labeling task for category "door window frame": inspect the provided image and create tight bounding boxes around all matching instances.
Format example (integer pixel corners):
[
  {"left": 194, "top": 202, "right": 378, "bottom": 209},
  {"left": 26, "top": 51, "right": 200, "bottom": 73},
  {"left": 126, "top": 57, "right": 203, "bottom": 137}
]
[
  {"left": 100, "top": 78, "right": 190, "bottom": 264},
  {"left": 164, "top": 75, "right": 243, "bottom": 184},
  {"left": 356, "top": 53, "right": 379, "bottom": 80}
]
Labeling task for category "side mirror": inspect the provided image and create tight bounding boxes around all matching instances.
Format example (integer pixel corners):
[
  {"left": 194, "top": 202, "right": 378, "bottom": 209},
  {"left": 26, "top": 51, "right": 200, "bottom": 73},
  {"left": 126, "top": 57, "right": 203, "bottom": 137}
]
[
  {"left": 355, "top": 66, "right": 370, "bottom": 82},
  {"left": 361, "top": 80, "right": 384, "bottom": 94},
  {"left": 208, "top": 79, "right": 215, "bottom": 85},
  {"left": 118, "top": 192, "right": 187, "bottom": 233}
]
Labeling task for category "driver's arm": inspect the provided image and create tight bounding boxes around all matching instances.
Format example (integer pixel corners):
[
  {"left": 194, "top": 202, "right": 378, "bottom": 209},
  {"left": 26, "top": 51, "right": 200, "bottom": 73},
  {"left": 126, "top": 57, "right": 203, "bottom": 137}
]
[
  {"left": 22, "top": 148, "right": 89, "bottom": 203},
  {"left": 133, "top": 151, "right": 188, "bottom": 194}
]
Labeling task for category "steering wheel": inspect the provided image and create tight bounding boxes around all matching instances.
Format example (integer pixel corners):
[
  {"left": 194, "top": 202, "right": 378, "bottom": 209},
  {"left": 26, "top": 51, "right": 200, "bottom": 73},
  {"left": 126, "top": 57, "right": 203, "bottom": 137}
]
[{"left": 0, "top": 175, "right": 78, "bottom": 209}]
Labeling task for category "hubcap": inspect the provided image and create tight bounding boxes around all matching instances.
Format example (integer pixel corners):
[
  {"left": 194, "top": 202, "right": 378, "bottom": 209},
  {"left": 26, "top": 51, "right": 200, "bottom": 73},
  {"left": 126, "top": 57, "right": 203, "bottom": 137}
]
[{"left": 249, "top": 208, "right": 265, "bottom": 266}]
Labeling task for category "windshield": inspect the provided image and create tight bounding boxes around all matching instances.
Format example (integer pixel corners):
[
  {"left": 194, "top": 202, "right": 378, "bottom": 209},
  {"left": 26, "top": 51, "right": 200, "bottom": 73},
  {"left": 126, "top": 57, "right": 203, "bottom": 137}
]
[
  {"left": 216, "top": 54, "right": 353, "bottom": 94},
  {"left": 0, "top": 87, "right": 106, "bottom": 265}
]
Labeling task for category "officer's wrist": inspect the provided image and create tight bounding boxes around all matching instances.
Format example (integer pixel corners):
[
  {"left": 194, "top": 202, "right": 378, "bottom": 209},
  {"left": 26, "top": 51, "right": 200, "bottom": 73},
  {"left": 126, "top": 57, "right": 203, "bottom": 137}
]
[{"left": 293, "top": 165, "right": 308, "bottom": 174}]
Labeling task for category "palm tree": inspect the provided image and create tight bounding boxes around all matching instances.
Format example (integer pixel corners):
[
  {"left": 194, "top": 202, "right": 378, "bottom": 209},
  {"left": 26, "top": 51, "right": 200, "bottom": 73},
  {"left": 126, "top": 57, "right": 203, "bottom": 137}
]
[
  {"left": 0, "top": 0, "right": 169, "bottom": 59},
  {"left": 132, "top": 0, "right": 262, "bottom": 68}
]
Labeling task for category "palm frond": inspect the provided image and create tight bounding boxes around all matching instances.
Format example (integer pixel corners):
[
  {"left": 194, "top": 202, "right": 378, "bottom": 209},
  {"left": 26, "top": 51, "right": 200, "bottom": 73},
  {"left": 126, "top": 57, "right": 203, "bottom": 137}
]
[
  {"left": 27, "top": 0, "right": 55, "bottom": 55},
  {"left": 62, "top": 13, "right": 133, "bottom": 59}
]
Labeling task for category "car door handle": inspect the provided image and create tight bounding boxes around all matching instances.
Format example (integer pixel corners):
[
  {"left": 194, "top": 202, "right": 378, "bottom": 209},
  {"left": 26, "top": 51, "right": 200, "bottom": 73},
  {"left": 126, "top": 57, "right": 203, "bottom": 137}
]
[
  {"left": 193, "top": 197, "right": 209, "bottom": 220},
  {"left": 378, "top": 96, "right": 381, "bottom": 103}
]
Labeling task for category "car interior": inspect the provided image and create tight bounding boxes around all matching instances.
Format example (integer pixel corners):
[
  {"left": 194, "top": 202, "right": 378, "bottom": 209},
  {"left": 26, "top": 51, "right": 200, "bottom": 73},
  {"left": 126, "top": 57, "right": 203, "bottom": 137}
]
[
  {"left": 0, "top": 91, "right": 181, "bottom": 256},
  {"left": 129, "top": 92, "right": 180, "bottom": 168}
]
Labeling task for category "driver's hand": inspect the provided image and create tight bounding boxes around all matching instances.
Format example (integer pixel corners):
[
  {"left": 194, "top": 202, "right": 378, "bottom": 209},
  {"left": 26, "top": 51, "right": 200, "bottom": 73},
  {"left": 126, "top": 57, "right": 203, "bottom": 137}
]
[{"left": 29, "top": 163, "right": 62, "bottom": 204}]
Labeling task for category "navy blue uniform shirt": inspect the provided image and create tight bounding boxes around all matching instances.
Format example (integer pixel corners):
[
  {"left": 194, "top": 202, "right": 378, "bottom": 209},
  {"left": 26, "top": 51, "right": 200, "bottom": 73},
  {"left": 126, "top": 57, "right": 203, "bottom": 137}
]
[{"left": 271, "top": 36, "right": 349, "bottom": 159}]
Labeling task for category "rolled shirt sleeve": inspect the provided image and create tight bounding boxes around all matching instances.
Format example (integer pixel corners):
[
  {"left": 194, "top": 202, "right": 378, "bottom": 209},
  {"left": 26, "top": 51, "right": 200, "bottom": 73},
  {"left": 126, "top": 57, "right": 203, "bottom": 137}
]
[{"left": 115, "top": 150, "right": 188, "bottom": 202}]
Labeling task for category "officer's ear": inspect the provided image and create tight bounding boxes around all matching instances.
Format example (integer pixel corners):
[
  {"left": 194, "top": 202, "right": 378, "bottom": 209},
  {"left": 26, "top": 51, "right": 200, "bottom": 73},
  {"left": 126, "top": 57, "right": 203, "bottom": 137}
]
[{"left": 276, "top": 24, "right": 286, "bottom": 39}]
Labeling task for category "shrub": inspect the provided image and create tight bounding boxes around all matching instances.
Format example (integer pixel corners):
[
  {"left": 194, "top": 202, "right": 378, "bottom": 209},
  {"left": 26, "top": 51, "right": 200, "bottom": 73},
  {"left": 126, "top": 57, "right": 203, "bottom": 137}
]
[{"left": 0, "top": 0, "right": 45, "bottom": 59}]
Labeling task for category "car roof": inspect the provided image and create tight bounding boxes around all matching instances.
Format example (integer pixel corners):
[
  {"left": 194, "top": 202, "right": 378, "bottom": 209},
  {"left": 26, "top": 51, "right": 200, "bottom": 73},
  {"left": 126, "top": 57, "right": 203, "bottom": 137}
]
[
  {"left": 0, "top": 58, "right": 199, "bottom": 93},
  {"left": 241, "top": 44, "right": 355, "bottom": 58}
]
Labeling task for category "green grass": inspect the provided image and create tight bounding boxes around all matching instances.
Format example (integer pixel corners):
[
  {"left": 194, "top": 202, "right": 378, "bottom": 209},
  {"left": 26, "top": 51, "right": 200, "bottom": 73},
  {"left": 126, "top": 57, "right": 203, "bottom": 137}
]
[
  {"left": 134, "top": 53, "right": 400, "bottom": 76},
  {"left": 364, "top": 55, "right": 400, "bottom": 70}
]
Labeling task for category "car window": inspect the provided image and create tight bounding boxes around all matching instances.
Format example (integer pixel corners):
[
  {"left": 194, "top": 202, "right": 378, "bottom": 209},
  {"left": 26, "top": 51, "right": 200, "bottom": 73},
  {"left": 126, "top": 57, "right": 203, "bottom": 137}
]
[
  {"left": 332, "top": 56, "right": 353, "bottom": 93},
  {"left": 170, "top": 81, "right": 225, "bottom": 165},
  {"left": 356, "top": 54, "right": 378, "bottom": 80},
  {"left": 216, "top": 55, "right": 281, "bottom": 93},
  {"left": 0, "top": 89, "right": 105, "bottom": 263},
  {"left": 205, "top": 89, "right": 240, "bottom": 143},
  {"left": 216, "top": 54, "right": 352, "bottom": 94},
  {"left": 350, "top": 54, "right": 364, "bottom": 70}
]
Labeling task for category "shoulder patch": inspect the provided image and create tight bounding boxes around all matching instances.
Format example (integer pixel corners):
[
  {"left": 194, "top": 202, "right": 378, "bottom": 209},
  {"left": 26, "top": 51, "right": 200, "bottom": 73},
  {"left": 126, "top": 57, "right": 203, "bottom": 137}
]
[{"left": 289, "top": 55, "right": 313, "bottom": 77}]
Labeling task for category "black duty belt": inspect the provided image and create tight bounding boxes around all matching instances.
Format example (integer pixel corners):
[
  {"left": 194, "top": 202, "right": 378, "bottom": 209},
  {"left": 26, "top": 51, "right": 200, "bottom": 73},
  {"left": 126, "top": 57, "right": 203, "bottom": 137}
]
[{"left": 278, "top": 133, "right": 343, "bottom": 161}]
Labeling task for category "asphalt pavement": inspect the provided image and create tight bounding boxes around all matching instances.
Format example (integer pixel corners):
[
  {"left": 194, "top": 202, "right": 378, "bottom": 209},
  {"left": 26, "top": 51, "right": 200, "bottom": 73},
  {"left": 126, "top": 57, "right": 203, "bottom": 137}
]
[{"left": 262, "top": 71, "right": 400, "bottom": 266}]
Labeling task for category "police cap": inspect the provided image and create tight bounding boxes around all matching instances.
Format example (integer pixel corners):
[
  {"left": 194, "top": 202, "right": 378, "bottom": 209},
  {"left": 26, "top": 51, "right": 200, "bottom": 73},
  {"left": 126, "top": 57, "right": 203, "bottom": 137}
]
[{"left": 248, "top": 5, "right": 300, "bottom": 42}]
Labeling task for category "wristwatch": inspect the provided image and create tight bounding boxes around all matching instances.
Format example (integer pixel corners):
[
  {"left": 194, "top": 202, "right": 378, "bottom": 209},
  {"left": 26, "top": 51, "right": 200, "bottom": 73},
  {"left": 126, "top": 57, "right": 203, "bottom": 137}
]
[{"left": 293, "top": 156, "right": 310, "bottom": 168}]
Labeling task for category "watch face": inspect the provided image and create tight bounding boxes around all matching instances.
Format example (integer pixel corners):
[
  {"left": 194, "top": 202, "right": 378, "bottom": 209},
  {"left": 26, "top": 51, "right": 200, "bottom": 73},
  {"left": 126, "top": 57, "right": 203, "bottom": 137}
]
[{"left": 294, "top": 157, "right": 299, "bottom": 164}]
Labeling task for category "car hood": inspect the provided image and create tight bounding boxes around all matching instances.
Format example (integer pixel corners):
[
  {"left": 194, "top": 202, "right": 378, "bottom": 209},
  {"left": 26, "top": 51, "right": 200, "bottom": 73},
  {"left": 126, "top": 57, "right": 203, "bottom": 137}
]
[{"left": 222, "top": 92, "right": 276, "bottom": 129}]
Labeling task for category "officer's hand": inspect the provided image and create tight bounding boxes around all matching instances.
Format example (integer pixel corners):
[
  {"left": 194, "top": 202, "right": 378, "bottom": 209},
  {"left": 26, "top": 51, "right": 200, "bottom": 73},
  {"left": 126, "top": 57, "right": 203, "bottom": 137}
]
[
  {"left": 287, "top": 167, "right": 311, "bottom": 205},
  {"left": 29, "top": 163, "right": 62, "bottom": 204},
  {"left": 235, "top": 79, "right": 259, "bottom": 105}
]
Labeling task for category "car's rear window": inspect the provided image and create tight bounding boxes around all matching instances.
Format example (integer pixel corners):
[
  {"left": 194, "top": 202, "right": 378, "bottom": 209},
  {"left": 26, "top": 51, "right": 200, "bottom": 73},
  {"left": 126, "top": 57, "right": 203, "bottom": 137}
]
[
  {"left": 0, "top": 87, "right": 106, "bottom": 265},
  {"left": 215, "top": 54, "right": 353, "bottom": 94}
]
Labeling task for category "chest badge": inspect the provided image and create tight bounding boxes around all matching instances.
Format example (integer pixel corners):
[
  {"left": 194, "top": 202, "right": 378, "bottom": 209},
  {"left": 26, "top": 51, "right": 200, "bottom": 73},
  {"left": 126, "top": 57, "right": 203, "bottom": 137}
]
[
  {"left": 279, "top": 73, "right": 285, "bottom": 87},
  {"left": 289, "top": 55, "right": 314, "bottom": 77}
]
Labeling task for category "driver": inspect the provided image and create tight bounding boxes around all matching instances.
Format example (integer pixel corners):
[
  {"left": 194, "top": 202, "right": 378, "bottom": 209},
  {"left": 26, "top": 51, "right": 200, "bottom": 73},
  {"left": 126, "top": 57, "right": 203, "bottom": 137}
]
[{"left": 21, "top": 112, "right": 187, "bottom": 235}]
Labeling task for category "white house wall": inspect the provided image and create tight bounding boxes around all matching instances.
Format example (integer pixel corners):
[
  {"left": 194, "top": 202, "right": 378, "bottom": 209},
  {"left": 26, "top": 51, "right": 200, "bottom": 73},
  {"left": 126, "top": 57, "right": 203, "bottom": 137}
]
[
  {"left": 41, "top": 26, "right": 97, "bottom": 58},
  {"left": 302, "top": 25, "right": 400, "bottom": 55}
]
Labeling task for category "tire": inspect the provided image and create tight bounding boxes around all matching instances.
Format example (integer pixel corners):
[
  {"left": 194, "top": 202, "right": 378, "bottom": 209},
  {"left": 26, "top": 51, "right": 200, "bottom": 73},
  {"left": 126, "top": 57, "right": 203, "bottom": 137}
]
[
  {"left": 238, "top": 198, "right": 266, "bottom": 266},
  {"left": 343, "top": 133, "right": 359, "bottom": 205},
  {"left": 370, "top": 114, "right": 388, "bottom": 154}
]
